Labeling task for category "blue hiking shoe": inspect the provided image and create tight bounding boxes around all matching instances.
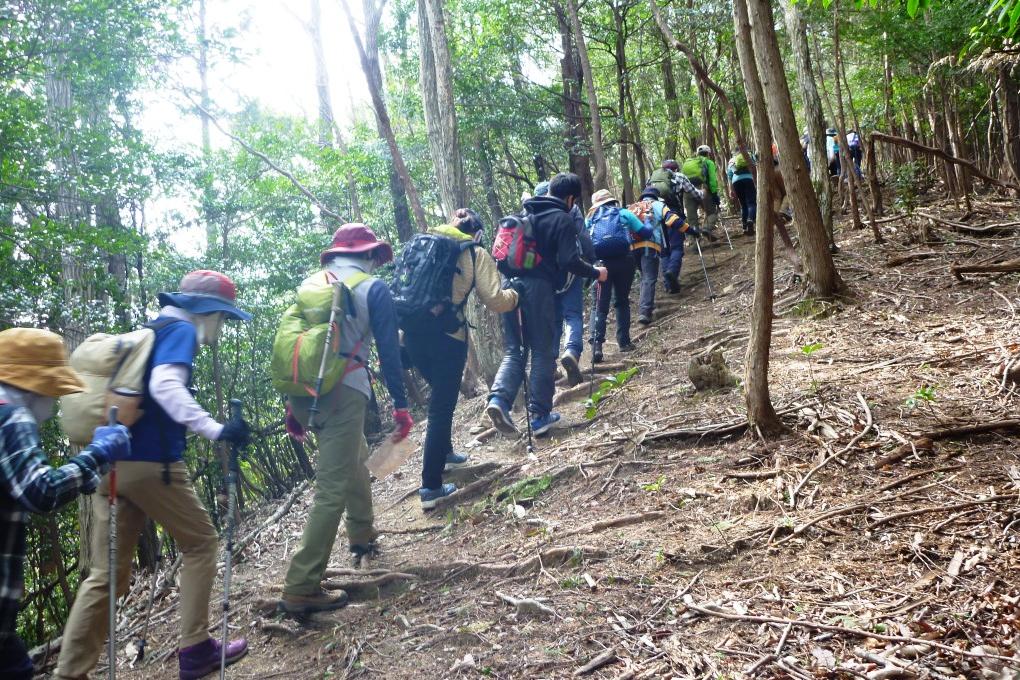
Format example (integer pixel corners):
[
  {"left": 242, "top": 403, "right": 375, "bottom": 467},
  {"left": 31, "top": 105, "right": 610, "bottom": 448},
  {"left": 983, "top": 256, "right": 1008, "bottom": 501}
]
[
  {"left": 486, "top": 398, "right": 518, "bottom": 435},
  {"left": 531, "top": 412, "right": 563, "bottom": 437},
  {"left": 444, "top": 451, "right": 470, "bottom": 471},
  {"left": 419, "top": 483, "right": 457, "bottom": 510}
]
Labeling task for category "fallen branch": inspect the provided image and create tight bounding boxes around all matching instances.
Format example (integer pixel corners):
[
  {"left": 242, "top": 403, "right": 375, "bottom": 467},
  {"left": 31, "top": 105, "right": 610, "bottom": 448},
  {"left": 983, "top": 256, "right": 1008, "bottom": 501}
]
[
  {"left": 400, "top": 546, "right": 607, "bottom": 581},
  {"left": 874, "top": 465, "right": 964, "bottom": 493},
  {"left": 683, "top": 600, "right": 1020, "bottom": 664},
  {"left": 885, "top": 251, "right": 938, "bottom": 267},
  {"left": 791, "top": 392, "right": 873, "bottom": 507},
  {"left": 233, "top": 480, "right": 310, "bottom": 558},
  {"left": 496, "top": 591, "right": 556, "bottom": 618},
  {"left": 554, "top": 382, "right": 599, "bottom": 406},
  {"left": 428, "top": 462, "right": 523, "bottom": 512},
  {"left": 871, "top": 131, "right": 1020, "bottom": 193},
  {"left": 868, "top": 494, "right": 1016, "bottom": 529},
  {"left": 872, "top": 437, "right": 934, "bottom": 469},
  {"left": 916, "top": 210, "right": 1020, "bottom": 235},
  {"left": 950, "top": 258, "right": 1020, "bottom": 281},
  {"left": 723, "top": 469, "right": 781, "bottom": 480},
  {"left": 555, "top": 511, "right": 666, "bottom": 540},
  {"left": 322, "top": 572, "right": 418, "bottom": 600},
  {"left": 574, "top": 647, "right": 618, "bottom": 676}
]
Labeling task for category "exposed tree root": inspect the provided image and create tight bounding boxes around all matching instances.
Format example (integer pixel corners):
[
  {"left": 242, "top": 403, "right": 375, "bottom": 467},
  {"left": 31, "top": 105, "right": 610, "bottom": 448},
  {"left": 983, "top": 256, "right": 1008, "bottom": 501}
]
[
  {"left": 322, "top": 572, "right": 418, "bottom": 600},
  {"left": 399, "top": 546, "right": 607, "bottom": 581},
  {"left": 555, "top": 511, "right": 666, "bottom": 540}
]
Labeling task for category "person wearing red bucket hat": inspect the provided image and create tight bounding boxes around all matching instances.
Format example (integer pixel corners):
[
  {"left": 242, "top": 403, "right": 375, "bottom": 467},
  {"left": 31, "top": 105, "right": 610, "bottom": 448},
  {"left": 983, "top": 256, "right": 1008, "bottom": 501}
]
[
  {"left": 58, "top": 270, "right": 250, "bottom": 680},
  {"left": 279, "top": 224, "right": 411, "bottom": 614}
]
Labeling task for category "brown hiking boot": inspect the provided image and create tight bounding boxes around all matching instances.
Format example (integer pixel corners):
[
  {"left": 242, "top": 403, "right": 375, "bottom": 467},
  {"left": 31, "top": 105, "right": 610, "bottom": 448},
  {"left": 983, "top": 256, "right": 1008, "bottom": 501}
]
[{"left": 281, "top": 588, "right": 349, "bottom": 614}]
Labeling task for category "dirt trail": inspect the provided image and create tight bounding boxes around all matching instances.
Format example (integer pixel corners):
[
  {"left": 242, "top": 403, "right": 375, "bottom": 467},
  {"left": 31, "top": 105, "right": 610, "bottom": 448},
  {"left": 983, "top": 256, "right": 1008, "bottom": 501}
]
[{"left": 65, "top": 202, "right": 1020, "bottom": 679}]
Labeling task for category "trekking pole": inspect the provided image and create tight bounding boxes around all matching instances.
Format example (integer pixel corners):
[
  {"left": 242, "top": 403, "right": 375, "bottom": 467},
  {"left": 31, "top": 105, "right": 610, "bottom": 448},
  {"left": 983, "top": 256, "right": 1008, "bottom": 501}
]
[
  {"left": 692, "top": 236, "right": 716, "bottom": 301},
  {"left": 131, "top": 529, "right": 164, "bottom": 664},
  {"left": 107, "top": 405, "right": 119, "bottom": 680},
  {"left": 515, "top": 308, "right": 535, "bottom": 454},
  {"left": 718, "top": 217, "right": 734, "bottom": 250},
  {"left": 588, "top": 278, "right": 602, "bottom": 400},
  {"left": 308, "top": 283, "right": 343, "bottom": 430},
  {"left": 220, "top": 399, "right": 243, "bottom": 680}
]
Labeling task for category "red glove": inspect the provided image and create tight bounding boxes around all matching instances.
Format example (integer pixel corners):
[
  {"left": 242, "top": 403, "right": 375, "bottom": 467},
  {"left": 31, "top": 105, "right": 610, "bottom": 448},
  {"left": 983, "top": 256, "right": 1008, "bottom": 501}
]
[{"left": 393, "top": 408, "right": 414, "bottom": 442}]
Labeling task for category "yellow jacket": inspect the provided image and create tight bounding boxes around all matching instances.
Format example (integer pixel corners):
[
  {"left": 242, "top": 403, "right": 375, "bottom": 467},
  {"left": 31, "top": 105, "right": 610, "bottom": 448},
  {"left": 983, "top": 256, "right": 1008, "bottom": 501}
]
[{"left": 432, "top": 225, "right": 519, "bottom": 341}]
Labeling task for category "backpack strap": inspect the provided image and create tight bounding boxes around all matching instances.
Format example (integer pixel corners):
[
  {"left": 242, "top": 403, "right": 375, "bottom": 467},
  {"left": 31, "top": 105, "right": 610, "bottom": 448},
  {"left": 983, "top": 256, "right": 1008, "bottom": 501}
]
[{"left": 141, "top": 316, "right": 188, "bottom": 485}]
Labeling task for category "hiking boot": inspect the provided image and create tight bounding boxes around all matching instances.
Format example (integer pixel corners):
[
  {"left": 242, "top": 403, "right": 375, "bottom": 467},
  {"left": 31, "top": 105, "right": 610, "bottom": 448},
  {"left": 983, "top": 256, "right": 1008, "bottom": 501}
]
[
  {"left": 619, "top": 343, "right": 637, "bottom": 352},
  {"left": 530, "top": 412, "right": 563, "bottom": 437},
  {"left": 419, "top": 483, "right": 457, "bottom": 510},
  {"left": 560, "top": 350, "right": 583, "bottom": 387},
  {"left": 592, "top": 342, "right": 604, "bottom": 364},
  {"left": 638, "top": 313, "right": 652, "bottom": 326},
  {"left": 444, "top": 451, "right": 470, "bottom": 471},
  {"left": 663, "top": 273, "right": 680, "bottom": 294},
  {"left": 486, "top": 398, "right": 518, "bottom": 435},
  {"left": 281, "top": 589, "right": 350, "bottom": 615},
  {"left": 350, "top": 541, "right": 380, "bottom": 568},
  {"left": 179, "top": 637, "right": 248, "bottom": 680}
]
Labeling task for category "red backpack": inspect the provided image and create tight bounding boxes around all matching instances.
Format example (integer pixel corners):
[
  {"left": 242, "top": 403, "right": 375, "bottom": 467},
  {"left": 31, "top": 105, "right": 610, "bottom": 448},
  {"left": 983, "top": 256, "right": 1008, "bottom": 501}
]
[{"left": 492, "top": 214, "right": 542, "bottom": 275}]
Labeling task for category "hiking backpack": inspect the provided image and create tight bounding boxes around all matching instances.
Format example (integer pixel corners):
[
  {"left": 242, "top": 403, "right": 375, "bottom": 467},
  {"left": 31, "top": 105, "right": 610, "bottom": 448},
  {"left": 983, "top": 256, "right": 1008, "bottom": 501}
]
[
  {"left": 682, "top": 157, "right": 710, "bottom": 185},
  {"left": 270, "top": 270, "right": 370, "bottom": 397},
  {"left": 492, "top": 213, "right": 543, "bottom": 275},
  {"left": 647, "top": 168, "right": 680, "bottom": 209},
  {"left": 588, "top": 205, "right": 631, "bottom": 259},
  {"left": 60, "top": 318, "right": 183, "bottom": 446},
  {"left": 733, "top": 153, "right": 751, "bottom": 172},
  {"left": 628, "top": 199, "right": 663, "bottom": 247},
  {"left": 390, "top": 233, "right": 475, "bottom": 335}
]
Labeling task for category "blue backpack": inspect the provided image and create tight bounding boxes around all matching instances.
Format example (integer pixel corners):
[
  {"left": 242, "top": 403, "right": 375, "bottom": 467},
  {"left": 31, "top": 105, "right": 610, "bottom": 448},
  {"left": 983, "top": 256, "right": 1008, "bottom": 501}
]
[{"left": 588, "top": 206, "right": 631, "bottom": 259}]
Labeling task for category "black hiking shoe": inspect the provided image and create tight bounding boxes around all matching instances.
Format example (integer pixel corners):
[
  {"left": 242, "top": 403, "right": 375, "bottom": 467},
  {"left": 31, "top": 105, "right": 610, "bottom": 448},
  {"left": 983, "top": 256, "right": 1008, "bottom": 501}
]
[
  {"left": 560, "top": 351, "right": 583, "bottom": 387},
  {"left": 619, "top": 343, "right": 637, "bottom": 353},
  {"left": 592, "top": 342, "right": 604, "bottom": 364},
  {"left": 350, "top": 541, "right": 380, "bottom": 568},
  {"left": 663, "top": 273, "right": 680, "bottom": 294},
  {"left": 638, "top": 313, "right": 652, "bottom": 326}
]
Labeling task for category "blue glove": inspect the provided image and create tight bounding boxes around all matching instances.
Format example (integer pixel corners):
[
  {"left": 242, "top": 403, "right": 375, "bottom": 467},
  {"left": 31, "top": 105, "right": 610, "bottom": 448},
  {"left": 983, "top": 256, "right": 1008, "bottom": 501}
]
[
  {"left": 687, "top": 227, "right": 703, "bottom": 237},
  {"left": 88, "top": 424, "right": 131, "bottom": 463}
]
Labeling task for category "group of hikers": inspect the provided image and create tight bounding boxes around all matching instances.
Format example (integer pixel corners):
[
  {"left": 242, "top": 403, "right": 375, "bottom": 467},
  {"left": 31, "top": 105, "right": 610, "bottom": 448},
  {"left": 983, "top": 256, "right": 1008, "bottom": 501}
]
[{"left": 0, "top": 144, "right": 761, "bottom": 679}]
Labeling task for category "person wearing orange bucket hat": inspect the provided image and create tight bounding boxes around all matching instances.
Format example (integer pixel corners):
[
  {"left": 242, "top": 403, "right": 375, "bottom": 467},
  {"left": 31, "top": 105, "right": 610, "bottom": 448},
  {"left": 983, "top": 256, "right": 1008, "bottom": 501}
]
[
  {"left": 0, "top": 328, "right": 130, "bottom": 679},
  {"left": 58, "top": 270, "right": 251, "bottom": 680},
  {"left": 279, "top": 224, "right": 412, "bottom": 614}
]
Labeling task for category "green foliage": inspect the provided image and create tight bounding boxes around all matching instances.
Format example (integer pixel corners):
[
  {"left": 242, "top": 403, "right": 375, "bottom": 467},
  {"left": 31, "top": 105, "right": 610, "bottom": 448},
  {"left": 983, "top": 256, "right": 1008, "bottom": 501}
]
[
  {"left": 905, "top": 385, "right": 937, "bottom": 408},
  {"left": 800, "top": 342, "right": 824, "bottom": 357},
  {"left": 495, "top": 475, "right": 553, "bottom": 504},
  {"left": 641, "top": 475, "right": 667, "bottom": 493},
  {"left": 890, "top": 161, "right": 930, "bottom": 214},
  {"left": 583, "top": 367, "right": 639, "bottom": 419}
]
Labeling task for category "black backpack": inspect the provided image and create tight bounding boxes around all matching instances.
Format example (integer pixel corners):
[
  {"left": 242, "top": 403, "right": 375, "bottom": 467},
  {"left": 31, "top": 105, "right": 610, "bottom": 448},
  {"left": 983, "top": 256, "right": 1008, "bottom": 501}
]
[{"left": 391, "top": 233, "right": 476, "bottom": 335}]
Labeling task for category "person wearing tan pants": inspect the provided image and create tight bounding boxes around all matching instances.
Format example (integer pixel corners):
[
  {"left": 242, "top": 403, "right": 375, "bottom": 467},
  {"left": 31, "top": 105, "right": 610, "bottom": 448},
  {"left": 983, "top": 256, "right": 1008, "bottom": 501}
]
[{"left": 57, "top": 271, "right": 252, "bottom": 680}]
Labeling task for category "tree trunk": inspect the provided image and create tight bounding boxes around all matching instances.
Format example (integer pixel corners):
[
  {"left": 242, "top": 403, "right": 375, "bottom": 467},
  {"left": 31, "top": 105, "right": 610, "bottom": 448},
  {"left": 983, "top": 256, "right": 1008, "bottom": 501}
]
[
  {"left": 557, "top": 3, "right": 595, "bottom": 208},
  {"left": 341, "top": 0, "right": 427, "bottom": 238},
  {"left": 612, "top": 5, "right": 634, "bottom": 203},
  {"left": 830, "top": 2, "right": 865, "bottom": 234},
  {"left": 418, "top": 0, "right": 467, "bottom": 217},
  {"left": 733, "top": 0, "right": 782, "bottom": 437},
  {"left": 566, "top": 0, "right": 609, "bottom": 190},
  {"left": 660, "top": 39, "right": 681, "bottom": 161},
  {"left": 999, "top": 67, "right": 1020, "bottom": 191},
  {"left": 745, "top": 0, "right": 844, "bottom": 299},
  {"left": 781, "top": 0, "right": 834, "bottom": 245}
]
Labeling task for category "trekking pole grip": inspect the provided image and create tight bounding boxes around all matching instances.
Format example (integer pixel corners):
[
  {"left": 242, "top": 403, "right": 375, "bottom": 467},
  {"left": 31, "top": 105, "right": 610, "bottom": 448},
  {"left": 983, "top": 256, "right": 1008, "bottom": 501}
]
[{"left": 108, "top": 405, "right": 119, "bottom": 427}]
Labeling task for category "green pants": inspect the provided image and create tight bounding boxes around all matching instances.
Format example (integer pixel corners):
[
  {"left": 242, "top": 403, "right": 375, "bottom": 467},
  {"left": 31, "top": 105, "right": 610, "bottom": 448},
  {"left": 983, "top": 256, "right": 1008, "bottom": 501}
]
[{"left": 284, "top": 384, "right": 375, "bottom": 595}]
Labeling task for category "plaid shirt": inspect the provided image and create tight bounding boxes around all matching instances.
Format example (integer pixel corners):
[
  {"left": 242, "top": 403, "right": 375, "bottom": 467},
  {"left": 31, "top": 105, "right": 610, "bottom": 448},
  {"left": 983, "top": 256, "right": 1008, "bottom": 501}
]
[
  {"left": 0, "top": 402, "right": 109, "bottom": 640},
  {"left": 672, "top": 172, "right": 703, "bottom": 201}
]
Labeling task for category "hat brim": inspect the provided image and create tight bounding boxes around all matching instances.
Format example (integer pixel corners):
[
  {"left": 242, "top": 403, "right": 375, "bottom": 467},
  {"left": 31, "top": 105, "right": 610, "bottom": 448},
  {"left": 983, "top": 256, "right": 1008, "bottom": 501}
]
[
  {"left": 592, "top": 197, "right": 619, "bottom": 210},
  {"left": 0, "top": 365, "right": 85, "bottom": 398},
  {"left": 157, "top": 292, "right": 252, "bottom": 321},
  {"left": 319, "top": 241, "right": 394, "bottom": 266}
]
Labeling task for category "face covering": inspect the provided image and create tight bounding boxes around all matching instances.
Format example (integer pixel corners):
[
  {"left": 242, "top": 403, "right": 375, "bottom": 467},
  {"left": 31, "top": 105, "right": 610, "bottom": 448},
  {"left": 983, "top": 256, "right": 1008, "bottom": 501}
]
[{"left": 194, "top": 312, "right": 226, "bottom": 346}]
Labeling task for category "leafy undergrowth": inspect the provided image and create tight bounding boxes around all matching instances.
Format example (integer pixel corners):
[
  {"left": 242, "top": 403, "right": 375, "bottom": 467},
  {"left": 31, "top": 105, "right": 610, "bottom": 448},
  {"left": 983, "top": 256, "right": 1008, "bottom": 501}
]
[{"left": 78, "top": 195, "right": 1020, "bottom": 679}]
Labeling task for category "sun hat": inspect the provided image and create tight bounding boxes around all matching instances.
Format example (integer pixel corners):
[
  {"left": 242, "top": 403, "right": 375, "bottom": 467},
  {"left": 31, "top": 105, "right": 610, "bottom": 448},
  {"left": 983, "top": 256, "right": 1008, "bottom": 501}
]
[
  {"left": 319, "top": 223, "right": 393, "bottom": 266},
  {"left": 0, "top": 328, "right": 85, "bottom": 397},
  {"left": 157, "top": 270, "right": 251, "bottom": 321},
  {"left": 590, "top": 189, "right": 619, "bottom": 210}
]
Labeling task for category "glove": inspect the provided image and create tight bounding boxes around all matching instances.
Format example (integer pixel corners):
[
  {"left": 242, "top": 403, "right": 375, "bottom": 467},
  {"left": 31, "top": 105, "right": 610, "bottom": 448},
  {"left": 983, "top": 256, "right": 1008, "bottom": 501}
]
[
  {"left": 508, "top": 278, "right": 527, "bottom": 303},
  {"left": 219, "top": 418, "right": 251, "bottom": 447},
  {"left": 393, "top": 408, "right": 414, "bottom": 442},
  {"left": 88, "top": 424, "right": 131, "bottom": 464},
  {"left": 687, "top": 227, "right": 702, "bottom": 237}
]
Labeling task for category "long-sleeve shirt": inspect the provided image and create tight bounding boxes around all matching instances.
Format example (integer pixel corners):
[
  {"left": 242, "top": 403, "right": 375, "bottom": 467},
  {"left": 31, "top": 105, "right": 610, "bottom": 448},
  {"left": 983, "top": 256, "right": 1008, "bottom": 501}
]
[
  {"left": 0, "top": 396, "right": 109, "bottom": 639},
  {"left": 520, "top": 196, "right": 600, "bottom": 283},
  {"left": 672, "top": 172, "right": 704, "bottom": 201},
  {"left": 630, "top": 200, "right": 685, "bottom": 252}
]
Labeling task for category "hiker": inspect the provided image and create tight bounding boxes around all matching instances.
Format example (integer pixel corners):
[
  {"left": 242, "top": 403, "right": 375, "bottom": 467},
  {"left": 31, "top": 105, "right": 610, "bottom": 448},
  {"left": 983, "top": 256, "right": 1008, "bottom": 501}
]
[
  {"left": 646, "top": 159, "right": 701, "bottom": 215},
  {"left": 534, "top": 180, "right": 594, "bottom": 386},
  {"left": 398, "top": 209, "right": 519, "bottom": 509},
  {"left": 825, "top": 128, "right": 841, "bottom": 178},
  {"left": 586, "top": 189, "right": 651, "bottom": 362},
  {"left": 57, "top": 270, "right": 252, "bottom": 680},
  {"left": 486, "top": 173, "right": 607, "bottom": 437},
  {"left": 279, "top": 224, "right": 411, "bottom": 612},
  {"left": 847, "top": 130, "right": 864, "bottom": 178},
  {"left": 727, "top": 150, "right": 756, "bottom": 236},
  {"left": 630, "top": 187, "right": 688, "bottom": 324},
  {"left": 0, "top": 329, "right": 130, "bottom": 679},
  {"left": 682, "top": 146, "right": 721, "bottom": 238}
]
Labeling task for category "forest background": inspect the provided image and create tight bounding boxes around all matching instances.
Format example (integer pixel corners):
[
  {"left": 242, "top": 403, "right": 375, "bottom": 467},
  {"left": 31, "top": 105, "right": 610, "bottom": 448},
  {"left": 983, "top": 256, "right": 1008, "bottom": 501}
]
[{"left": 1, "top": 0, "right": 1019, "bottom": 649}]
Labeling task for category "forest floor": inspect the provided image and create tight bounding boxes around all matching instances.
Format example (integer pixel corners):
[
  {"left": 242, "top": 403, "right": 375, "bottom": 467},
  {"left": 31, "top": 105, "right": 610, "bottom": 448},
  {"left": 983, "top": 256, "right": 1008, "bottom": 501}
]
[{"left": 48, "top": 193, "right": 1020, "bottom": 679}]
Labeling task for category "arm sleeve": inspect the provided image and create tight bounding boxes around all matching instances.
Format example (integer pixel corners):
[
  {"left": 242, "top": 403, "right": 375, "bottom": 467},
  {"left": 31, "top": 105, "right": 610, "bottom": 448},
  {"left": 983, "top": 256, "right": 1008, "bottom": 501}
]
[
  {"left": 0, "top": 408, "right": 108, "bottom": 513},
  {"left": 678, "top": 174, "right": 703, "bottom": 200},
  {"left": 149, "top": 365, "right": 224, "bottom": 440},
  {"left": 366, "top": 281, "right": 408, "bottom": 409},
  {"left": 662, "top": 206, "right": 685, "bottom": 232},
  {"left": 471, "top": 249, "right": 518, "bottom": 313},
  {"left": 556, "top": 216, "right": 600, "bottom": 279},
  {"left": 621, "top": 210, "right": 653, "bottom": 240}
]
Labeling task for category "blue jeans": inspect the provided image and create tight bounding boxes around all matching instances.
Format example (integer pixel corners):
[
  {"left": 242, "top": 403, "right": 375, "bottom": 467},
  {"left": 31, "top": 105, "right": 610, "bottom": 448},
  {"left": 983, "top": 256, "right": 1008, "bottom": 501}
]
[
  {"left": 489, "top": 277, "right": 557, "bottom": 419},
  {"left": 663, "top": 230, "right": 685, "bottom": 277},
  {"left": 554, "top": 276, "right": 584, "bottom": 358},
  {"left": 0, "top": 636, "right": 32, "bottom": 680}
]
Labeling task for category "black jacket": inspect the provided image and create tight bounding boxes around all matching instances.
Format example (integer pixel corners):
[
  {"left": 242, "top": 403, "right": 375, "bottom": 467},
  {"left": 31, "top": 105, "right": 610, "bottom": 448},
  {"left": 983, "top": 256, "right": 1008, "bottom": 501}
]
[{"left": 522, "top": 196, "right": 599, "bottom": 283}]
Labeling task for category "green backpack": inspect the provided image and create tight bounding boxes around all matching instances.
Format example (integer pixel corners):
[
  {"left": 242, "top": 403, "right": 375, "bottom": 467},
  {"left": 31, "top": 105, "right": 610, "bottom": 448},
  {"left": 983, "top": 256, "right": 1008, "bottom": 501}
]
[
  {"left": 682, "top": 157, "right": 709, "bottom": 184},
  {"left": 733, "top": 153, "right": 751, "bottom": 172},
  {"left": 270, "top": 270, "right": 371, "bottom": 397}
]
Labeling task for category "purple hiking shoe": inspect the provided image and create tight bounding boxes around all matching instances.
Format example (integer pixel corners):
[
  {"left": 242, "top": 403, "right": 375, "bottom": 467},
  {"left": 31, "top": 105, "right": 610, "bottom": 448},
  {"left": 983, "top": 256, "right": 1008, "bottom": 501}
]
[{"left": 179, "top": 637, "right": 248, "bottom": 680}]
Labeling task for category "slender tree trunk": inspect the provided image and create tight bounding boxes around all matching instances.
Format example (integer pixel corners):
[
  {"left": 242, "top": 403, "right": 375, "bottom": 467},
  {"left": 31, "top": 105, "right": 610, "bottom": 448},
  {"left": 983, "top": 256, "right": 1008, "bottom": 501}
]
[
  {"left": 782, "top": 0, "right": 834, "bottom": 245},
  {"left": 999, "top": 67, "right": 1020, "bottom": 192},
  {"left": 830, "top": 2, "right": 865, "bottom": 233},
  {"left": 660, "top": 40, "right": 681, "bottom": 161},
  {"left": 612, "top": 5, "right": 633, "bottom": 203},
  {"left": 198, "top": 0, "right": 216, "bottom": 251},
  {"left": 558, "top": 3, "right": 595, "bottom": 208},
  {"left": 341, "top": 0, "right": 427, "bottom": 237},
  {"left": 745, "top": 0, "right": 844, "bottom": 298},
  {"left": 733, "top": 0, "right": 781, "bottom": 437},
  {"left": 566, "top": 0, "right": 609, "bottom": 190}
]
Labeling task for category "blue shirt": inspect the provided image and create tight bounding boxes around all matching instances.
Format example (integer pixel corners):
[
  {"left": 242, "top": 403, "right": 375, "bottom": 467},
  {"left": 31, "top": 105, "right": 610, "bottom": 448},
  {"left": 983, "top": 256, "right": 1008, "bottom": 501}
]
[{"left": 130, "top": 318, "right": 196, "bottom": 463}]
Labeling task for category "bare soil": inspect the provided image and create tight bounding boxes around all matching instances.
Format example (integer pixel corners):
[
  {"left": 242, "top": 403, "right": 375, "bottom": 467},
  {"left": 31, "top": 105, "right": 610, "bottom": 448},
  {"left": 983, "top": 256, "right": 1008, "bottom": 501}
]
[{"left": 49, "top": 195, "right": 1020, "bottom": 679}]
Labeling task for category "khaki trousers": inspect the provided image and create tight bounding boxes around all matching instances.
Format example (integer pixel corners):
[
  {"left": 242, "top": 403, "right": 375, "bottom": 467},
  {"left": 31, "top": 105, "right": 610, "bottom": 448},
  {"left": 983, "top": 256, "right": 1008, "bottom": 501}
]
[
  {"left": 55, "top": 462, "right": 217, "bottom": 678},
  {"left": 284, "top": 384, "right": 375, "bottom": 595}
]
